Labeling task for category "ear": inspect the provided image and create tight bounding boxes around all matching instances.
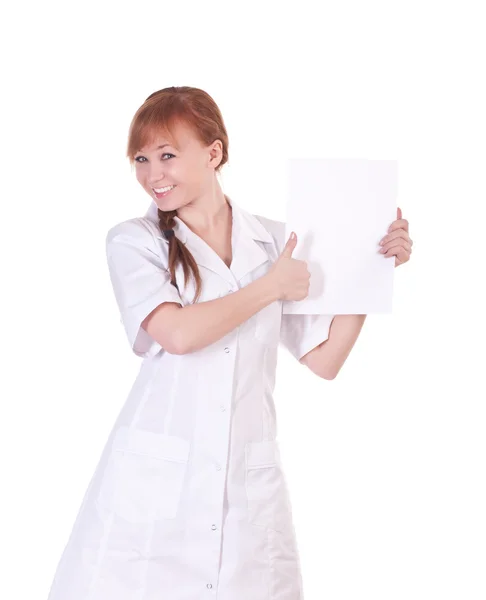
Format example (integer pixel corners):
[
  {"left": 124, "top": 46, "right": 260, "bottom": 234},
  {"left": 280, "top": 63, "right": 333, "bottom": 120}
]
[{"left": 209, "top": 139, "right": 224, "bottom": 168}]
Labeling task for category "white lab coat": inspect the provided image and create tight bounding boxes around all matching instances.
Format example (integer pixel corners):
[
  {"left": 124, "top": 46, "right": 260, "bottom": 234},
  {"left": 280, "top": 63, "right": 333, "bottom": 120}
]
[{"left": 46, "top": 195, "right": 335, "bottom": 600}]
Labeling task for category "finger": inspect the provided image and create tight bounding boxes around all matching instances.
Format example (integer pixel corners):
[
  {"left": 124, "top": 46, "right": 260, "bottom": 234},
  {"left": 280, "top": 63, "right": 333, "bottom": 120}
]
[
  {"left": 381, "top": 239, "right": 412, "bottom": 254},
  {"left": 382, "top": 241, "right": 412, "bottom": 257},
  {"left": 380, "top": 230, "right": 412, "bottom": 246},
  {"left": 397, "top": 206, "right": 402, "bottom": 220},
  {"left": 281, "top": 232, "right": 297, "bottom": 258},
  {"left": 388, "top": 218, "right": 409, "bottom": 233},
  {"left": 394, "top": 248, "right": 409, "bottom": 265}
]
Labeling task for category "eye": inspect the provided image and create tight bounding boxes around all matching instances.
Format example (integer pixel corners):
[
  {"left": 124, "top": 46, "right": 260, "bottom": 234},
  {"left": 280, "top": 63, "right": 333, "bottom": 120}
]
[{"left": 134, "top": 153, "right": 175, "bottom": 163}]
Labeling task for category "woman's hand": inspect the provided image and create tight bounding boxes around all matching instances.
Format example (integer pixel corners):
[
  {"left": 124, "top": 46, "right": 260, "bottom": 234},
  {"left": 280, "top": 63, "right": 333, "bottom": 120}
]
[
  {"left": 379, "top": 207, "right": 413, "bottom": 267},
  {"left": 267, "top": 232, "right": 310, "bottom": 301}
]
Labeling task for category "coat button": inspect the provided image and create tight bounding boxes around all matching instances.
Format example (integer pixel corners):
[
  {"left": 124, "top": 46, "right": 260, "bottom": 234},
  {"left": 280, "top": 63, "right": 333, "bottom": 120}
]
[
  {"left": 215, "top": 463, "right": 221, "bottom": 471},
  {"left": 207, "top": 583, "right": 213, "bottom": 589},
  {"left": 211, "top": 524, "right": 217, "bottom": 530},
  {"left": 220, "top": 406, "right": 226, "bottom": 412},
  {"left": 224, "top": 347, "right": 230, "bottom": 353}
]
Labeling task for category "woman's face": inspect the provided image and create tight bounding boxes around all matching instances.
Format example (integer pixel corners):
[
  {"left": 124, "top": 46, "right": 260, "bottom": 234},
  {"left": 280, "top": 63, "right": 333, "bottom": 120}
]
[{"left": 133, "top": 120, "right": 222, "bottom": 212}]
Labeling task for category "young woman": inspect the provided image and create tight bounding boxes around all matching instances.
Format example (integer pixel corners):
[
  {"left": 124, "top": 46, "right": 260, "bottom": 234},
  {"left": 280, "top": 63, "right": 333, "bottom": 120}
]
[{"left": 46, "top": 86, "right": 412, "bottom": 600}]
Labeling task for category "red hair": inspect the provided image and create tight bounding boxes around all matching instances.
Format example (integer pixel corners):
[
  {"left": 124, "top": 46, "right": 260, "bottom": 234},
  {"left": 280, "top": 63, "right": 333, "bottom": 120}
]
[{"left": 126, "top": 86, "right": 230, "bottom": 303}]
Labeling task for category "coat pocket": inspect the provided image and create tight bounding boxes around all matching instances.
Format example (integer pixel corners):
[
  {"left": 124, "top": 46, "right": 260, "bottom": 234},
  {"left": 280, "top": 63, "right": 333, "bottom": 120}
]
[
  {"left": 98, "top": 426, "right": 190, "bottom": 523},
  {"left": 245, "top": 440, "right": 293, "bottom": 533}
]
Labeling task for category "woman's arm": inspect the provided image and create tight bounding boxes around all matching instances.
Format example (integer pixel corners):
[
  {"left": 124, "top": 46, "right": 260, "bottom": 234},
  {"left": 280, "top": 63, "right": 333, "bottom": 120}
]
[
  {"left": 142, "top": 274, "right": 279, "bottom": 354},
  {"left": 300, "top": 314, "right": 367, "bottom": 380}
]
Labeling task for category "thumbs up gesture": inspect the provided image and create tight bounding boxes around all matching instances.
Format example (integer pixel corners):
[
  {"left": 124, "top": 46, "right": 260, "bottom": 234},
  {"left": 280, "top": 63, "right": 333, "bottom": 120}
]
[
  {"left": 267, "top": 232, "right": 311, "bottom": 301},
  {"left": 379, "top": 207, "right": 413, "bottom": 267}
]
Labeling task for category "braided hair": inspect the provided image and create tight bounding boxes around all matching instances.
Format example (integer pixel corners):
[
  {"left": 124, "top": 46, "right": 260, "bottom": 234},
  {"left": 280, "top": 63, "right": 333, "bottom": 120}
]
[{"left": 157, "top": 207, "right": 202, "bottom": 303}]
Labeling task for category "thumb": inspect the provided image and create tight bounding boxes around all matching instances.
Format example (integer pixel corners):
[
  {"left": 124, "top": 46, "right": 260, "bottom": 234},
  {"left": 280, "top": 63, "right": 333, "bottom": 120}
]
[{"left": 281, "top": 232, "right": 297, "bottom": 258}]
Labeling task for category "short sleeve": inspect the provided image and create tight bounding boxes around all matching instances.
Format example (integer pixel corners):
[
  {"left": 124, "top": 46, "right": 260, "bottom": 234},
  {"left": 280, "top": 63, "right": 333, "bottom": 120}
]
[
  {"left": 280, "top": 313, "right": 335, "bottom": 361},
  {"left": 105, "top": 218, "right": 183, "bottom": 358}
]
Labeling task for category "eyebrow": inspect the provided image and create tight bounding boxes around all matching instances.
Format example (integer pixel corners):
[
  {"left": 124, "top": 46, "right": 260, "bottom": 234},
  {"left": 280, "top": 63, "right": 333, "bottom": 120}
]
[{"left": 135, "top": 143, "right": 177, "bottom": 155}]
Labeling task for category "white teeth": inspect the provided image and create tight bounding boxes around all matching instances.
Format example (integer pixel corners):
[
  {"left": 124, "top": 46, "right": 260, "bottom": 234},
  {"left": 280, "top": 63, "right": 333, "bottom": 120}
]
[{"left": 154, "top": 185, "right": 175, "bottom": 193}]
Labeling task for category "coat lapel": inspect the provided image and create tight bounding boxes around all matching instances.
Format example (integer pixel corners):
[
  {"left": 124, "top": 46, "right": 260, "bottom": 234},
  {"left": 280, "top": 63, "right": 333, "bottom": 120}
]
[
  {"left": 229, "top": 197, "right": 274, "bottom": 283},
  {"left": 145, "top": 195, "right": 274, "bottom": 286}
]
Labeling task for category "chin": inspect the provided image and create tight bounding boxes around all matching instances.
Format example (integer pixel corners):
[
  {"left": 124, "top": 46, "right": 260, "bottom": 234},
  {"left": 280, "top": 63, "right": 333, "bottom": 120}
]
[{"left": 154, "top": 198, "right": 180, "bottom": 213}]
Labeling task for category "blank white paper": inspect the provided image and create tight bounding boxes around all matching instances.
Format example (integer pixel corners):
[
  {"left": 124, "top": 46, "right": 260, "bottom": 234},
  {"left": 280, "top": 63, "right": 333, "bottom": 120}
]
[{"left": 282, "top": 158, "right": 397, "bottom": 315}]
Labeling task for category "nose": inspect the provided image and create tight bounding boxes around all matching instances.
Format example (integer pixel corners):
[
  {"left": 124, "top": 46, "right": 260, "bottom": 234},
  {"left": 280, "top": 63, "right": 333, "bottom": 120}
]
[
  {"left": 148, "top": 169, "right": 168, "bottom": 187},
  {"left": 149, "top": 177, "right": 166, "bottom": 188}
]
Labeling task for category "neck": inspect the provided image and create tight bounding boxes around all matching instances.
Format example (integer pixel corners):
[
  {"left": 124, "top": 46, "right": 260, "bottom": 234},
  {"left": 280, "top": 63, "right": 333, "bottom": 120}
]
[{"left": 177, "top": 191, "right": 231, "bottom": 235}]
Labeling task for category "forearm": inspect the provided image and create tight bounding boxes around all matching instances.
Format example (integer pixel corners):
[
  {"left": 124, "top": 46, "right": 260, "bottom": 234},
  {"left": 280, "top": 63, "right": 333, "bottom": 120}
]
[
  {"left": 302, "top": 314, "right": 367, "bottom": 379},
  {"left": 175, "top": 275, "right": 279, "bottom": 353}
]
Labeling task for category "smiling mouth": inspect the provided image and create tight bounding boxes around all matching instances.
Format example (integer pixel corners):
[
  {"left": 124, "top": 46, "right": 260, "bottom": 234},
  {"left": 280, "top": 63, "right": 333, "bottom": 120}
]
[{"left": 152, "top": 185, "right": 177, "bottom": 198}]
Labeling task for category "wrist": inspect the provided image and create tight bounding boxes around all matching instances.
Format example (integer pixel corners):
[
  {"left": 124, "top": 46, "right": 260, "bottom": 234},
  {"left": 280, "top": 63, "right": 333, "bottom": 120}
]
[{"left": 259, "top": 272, "right": 281, "bottom": 304}]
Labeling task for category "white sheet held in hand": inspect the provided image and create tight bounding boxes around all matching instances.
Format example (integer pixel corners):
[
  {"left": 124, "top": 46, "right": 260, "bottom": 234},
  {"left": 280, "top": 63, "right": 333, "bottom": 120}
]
[{"left": 283, "top": 157, "right": 397, "bottom": 315}]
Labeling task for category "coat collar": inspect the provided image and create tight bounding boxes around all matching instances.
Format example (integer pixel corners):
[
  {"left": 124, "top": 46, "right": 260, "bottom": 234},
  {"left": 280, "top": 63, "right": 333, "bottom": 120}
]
[{"left": 144, "top": 194, "right": 273, "bottom": 285}]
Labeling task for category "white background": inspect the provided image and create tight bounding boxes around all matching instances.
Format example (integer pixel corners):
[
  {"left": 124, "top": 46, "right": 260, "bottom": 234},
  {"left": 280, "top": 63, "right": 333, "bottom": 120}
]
[{"left": 2, "top": 1, "right": 485, "bottom": 599}]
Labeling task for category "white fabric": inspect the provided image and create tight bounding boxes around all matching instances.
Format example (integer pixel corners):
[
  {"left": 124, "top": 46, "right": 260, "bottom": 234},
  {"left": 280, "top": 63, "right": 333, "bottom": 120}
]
[
  {"left": 46, "top": 195, "right": 335, "bottom": 600},
  {"left": 106, "top": 218, "right": 183, "bottom": 358}
]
